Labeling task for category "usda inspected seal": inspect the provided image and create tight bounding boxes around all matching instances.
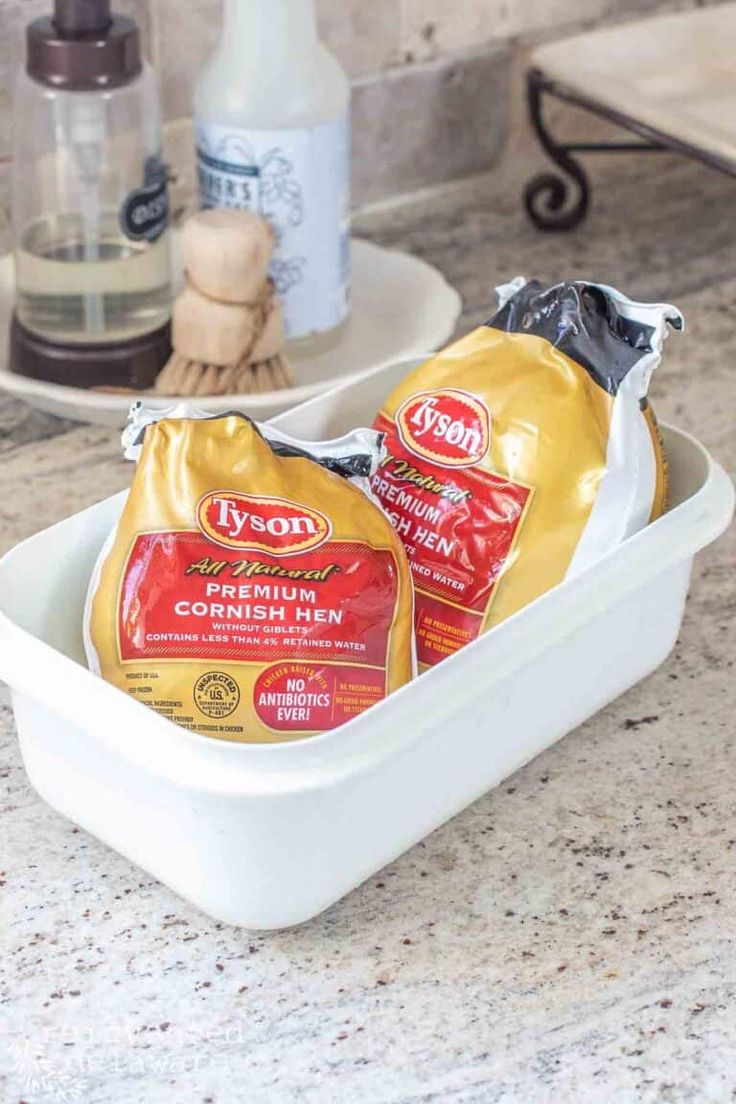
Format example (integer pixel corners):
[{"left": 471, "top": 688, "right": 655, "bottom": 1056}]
[{"left": 194, "top": 671, "right": 240, "bottom": 719}]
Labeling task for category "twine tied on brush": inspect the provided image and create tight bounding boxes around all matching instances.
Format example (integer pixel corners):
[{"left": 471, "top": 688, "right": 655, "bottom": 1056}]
[{"left": 155, "top": 208, "right": 294, "bottom": 396}]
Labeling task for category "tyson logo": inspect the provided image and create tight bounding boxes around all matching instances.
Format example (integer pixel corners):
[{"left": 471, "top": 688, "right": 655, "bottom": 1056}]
[
  {"left": 196, "top": 491, "right": 331, "bottom": 556},
  {"left": 396, "top": 388, "right": 491, "bottom": 468}
]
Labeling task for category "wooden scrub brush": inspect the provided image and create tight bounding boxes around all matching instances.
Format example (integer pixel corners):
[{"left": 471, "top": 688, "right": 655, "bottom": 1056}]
[{"left": 154, "top": 208, "right": 295, "bottom": 397}]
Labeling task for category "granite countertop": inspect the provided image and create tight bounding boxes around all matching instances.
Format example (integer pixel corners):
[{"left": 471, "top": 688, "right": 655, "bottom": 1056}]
[{"left": 2, "top": 153, "right": 735, "bottom": 1104}]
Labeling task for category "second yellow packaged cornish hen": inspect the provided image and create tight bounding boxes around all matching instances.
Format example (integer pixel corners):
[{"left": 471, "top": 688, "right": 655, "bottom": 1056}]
[
  {"left": 371, "top": 278, "right": 683, "bottom": 669},
  {"left": 84, "top": 407, "right": 415, "bottom": 742}
]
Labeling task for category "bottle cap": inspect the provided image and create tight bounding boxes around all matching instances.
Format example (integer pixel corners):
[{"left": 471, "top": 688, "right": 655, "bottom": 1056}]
[{"left": 27, "top": 0, "right": 142, "bottom": 90}]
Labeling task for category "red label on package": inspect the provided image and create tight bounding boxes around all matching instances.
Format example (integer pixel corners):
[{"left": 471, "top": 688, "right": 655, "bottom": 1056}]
[
  {"left": 196, "top": 490, "right": 332, "bottom": 555},
  {"left": 397, "top": 388, "right": 491, "bottom": 468},
  {"left": 372, "top": 409, "right": 533, "bottom": 666},
  {"left": 117, "top": 532, "right": 399, "bottom": 728},
  {"left": 253, "top": 663, "right": 386, "bottom": 732}
]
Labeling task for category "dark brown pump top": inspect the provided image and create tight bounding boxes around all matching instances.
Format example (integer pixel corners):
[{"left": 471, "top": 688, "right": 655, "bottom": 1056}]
[{"left": 27, "top": 0, "right": 142, "bottom": 91}]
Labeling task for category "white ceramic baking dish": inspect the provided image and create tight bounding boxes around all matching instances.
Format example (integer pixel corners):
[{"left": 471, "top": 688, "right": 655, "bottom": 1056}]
[{"left": 0, "top": 358, "right": 733, "bottom": 930}]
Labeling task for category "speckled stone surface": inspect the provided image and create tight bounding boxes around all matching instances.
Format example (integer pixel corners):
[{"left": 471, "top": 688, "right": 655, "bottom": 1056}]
[{"left": 2, "top": 153, "right": 735, "bottom": 1103}]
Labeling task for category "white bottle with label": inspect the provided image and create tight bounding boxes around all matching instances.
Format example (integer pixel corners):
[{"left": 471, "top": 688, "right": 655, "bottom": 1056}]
[{"left": 194, "top": 0, "right": 350, "bottom": 352}]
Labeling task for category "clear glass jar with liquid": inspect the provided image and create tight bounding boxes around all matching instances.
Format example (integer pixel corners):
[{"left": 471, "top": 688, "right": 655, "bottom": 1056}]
[{"left": 11, "top": 0, "right": 173, "bottom": 387}]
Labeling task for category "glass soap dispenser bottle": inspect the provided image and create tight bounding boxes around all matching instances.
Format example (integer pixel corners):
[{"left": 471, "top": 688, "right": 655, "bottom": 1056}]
[{"left": 11, "top": 0, "right": 173, "bottom": 390}]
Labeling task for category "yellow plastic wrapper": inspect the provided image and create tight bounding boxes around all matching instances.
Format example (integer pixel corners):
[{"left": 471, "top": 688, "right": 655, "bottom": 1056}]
[
  {"left": 85, "top": 408, "right": 415, "bottom": 742},
  {"left": 371, "top": 278, "right": 683, "bottom": 669}
]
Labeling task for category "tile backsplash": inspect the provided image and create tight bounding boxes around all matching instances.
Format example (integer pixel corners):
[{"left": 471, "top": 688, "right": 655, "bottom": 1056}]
[{"left": 0, "top": 0, "right": 721, "bottom": 250}]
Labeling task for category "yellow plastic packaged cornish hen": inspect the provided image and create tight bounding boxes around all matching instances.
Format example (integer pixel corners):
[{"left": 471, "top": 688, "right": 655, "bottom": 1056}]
[
  {"left": 371, "top": 278, "right": 683, "bottom": 669},
  {"left": 85, "top": 407, "right": 415, "bottom": 742}
]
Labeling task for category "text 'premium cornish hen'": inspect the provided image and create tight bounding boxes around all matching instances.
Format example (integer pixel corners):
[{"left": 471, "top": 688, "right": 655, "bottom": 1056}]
[
  {"left": 372, "top": 278, "right": 683, "bottom": 669},
  {"left": 85, "top": 408, "right": 415, "bottom": 742}
]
